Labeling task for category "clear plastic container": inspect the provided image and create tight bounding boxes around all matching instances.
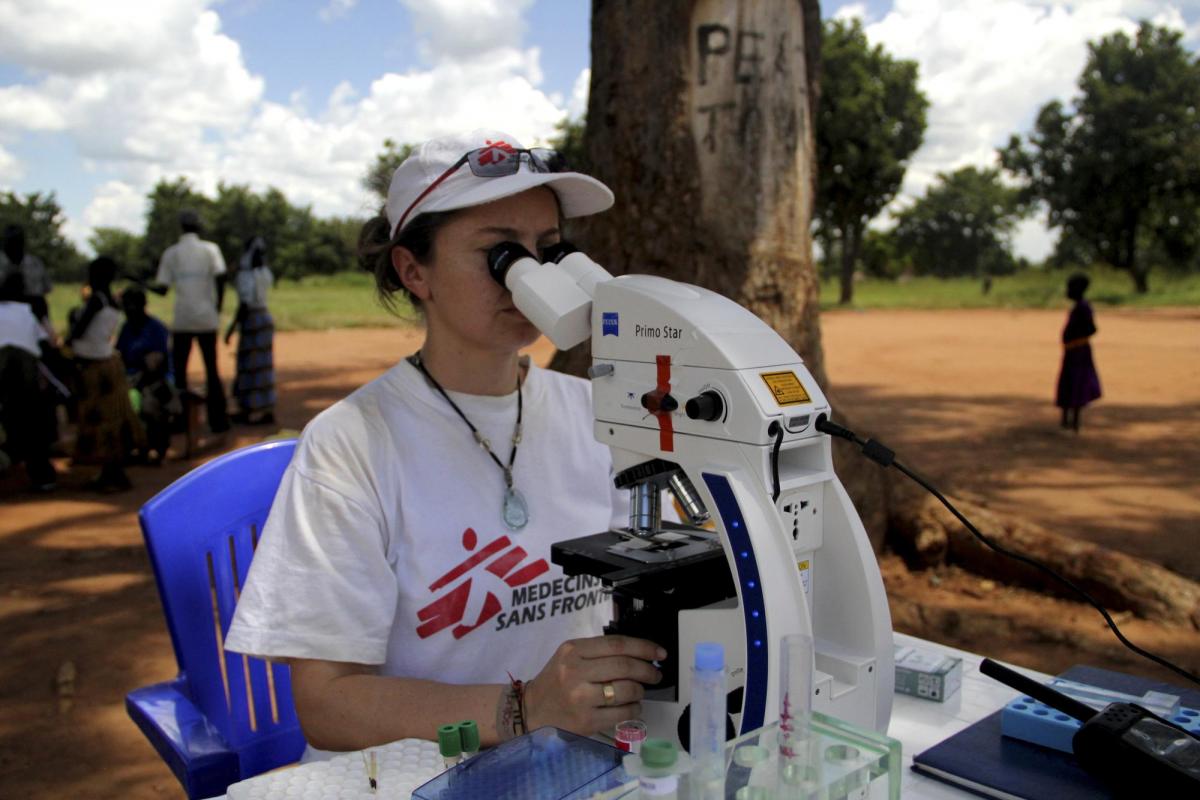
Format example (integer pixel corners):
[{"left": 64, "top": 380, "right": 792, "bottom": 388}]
[{"left": 690, "top": 642, "right": 726, "bottom": 800}]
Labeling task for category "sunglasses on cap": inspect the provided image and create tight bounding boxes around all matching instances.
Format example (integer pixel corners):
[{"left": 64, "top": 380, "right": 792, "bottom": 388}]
[{"left": 395, "top": 145, "right": 570, "bottom": 235}]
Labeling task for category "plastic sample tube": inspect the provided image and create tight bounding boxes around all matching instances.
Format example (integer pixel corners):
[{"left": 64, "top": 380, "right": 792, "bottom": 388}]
[
  {"left": 458, "top": 720, "right": 480, "bottom": 760},
  {"left": 437, "top": 723, "right": 462, "bottom": 768},
  {"left": 616, "top": 719, "right": 648, "bottom": 753},
  {"left": 690, "top": 642, "right": 726, "bottom": 800},
  {"left": 638, "top": 738, "right": 680, "bottom": 798},
  {"left": 778, "top": 633, "right": 820, "bottom": 792}
]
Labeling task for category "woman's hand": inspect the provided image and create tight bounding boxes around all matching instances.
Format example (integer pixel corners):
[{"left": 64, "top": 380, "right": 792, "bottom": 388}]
[{"left": 524, "top": 635, "right": 665, "bottom": 736}]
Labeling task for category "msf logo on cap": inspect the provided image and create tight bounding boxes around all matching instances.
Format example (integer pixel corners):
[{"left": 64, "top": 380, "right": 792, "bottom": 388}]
[{"left": 602, "top": 312, "right": 619, "bottom": 337}]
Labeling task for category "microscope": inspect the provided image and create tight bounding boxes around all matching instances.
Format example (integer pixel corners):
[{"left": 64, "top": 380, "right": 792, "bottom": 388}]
[{"left": 489, "top": 242, "right": 894, "bottom": 746}]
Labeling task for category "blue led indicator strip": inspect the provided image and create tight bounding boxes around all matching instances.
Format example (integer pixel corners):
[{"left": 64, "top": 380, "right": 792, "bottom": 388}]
[{"left": 702, "top": 473, "right": 768, "bottom": 733}]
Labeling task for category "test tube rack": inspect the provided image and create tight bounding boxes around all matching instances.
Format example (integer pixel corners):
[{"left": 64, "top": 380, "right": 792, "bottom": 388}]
[
  {"left": 1002, "top": 695, "right": 1200, "bottom": 754},
  {"left": 227, "top": 738, "right": 445, "bottom": 799}
]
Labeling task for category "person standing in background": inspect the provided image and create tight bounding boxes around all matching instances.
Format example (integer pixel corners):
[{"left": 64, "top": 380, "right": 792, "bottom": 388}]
[
  {"left": 67, "top": 257, "right": 144, "bottom": 492},
  {"left": 0, "top": 224, "right": 53, "bottom": 329},
  {"left": 226, "top": 236, "right": 276, "bottom": 425},
  {"left": 155, "top": 210, "right": 230, "bottom": 436},
  {"left": 1055, "top": 272, "right": 1102, "bottom": 432}
]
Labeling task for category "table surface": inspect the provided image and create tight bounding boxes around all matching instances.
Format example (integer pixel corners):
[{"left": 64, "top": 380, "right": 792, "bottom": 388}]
[
  {"left": 209, "top": 632, "right": 1046, "bottom": 800},
  {"left": 890, "top": 631, "right": 1050, "bottom": 798}
]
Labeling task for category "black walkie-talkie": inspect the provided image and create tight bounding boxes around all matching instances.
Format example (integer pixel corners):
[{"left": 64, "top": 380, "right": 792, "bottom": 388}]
[{"left": 980, "top": 659, "right": 1200, "bottom": 796}]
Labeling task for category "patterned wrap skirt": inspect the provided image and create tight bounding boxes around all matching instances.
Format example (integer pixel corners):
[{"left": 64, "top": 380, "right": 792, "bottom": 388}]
[
  {"left": 234, "top": 308, "right": 276, "bottom": 413},
  {"left": 74, "top": 354, "right": 145, "bottom": 464}
]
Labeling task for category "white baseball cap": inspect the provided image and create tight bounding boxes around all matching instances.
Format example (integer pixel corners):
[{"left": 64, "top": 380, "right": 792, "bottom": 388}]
[{"left": 384, "top": 129, "right": 615, "bottom": 238}]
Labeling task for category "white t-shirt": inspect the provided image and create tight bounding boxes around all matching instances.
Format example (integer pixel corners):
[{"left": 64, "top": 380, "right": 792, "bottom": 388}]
[
  {"left": 0, "top": 300, "right": 47, "bottom": 355},
  {"left": 71, "top": 297, "right": 121, "bottom": 360},
  {"left": 156, "top": 233, "right": 227, "bottom": 332},
  {"left": 235, "top": 266, "right": 272, "bottom": 310},
  {"left": 226, "top": 360, "right": 627, "bottom": 688}
]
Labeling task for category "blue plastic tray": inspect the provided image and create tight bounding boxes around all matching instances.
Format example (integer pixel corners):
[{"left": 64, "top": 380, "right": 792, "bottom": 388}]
[{"left": 411, "top": 726, "right": 629, "bottom": 800}]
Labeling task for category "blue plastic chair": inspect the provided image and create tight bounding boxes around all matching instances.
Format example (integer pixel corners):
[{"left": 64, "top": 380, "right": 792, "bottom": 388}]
[{"left": 126, "top": 438, "right": 306, "bottom": 799}]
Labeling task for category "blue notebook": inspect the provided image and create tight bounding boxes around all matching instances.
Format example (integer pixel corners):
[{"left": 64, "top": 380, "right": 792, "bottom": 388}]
[{"left": 911, "top": 664, "right": 1200, "bottom": 799}]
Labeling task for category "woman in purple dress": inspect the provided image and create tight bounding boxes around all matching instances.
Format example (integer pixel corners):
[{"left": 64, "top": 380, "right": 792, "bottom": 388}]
[{"left": 1055, "top": 273, "right": 1102, "bottom": 432}]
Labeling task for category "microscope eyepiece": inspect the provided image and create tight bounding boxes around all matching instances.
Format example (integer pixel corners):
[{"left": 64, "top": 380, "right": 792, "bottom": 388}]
[
  {"left": 487, "top": 241, "right": 536, "bottom": 287},
  {"left": 541, "top": 240, "right": 579, "bottom": 264}
]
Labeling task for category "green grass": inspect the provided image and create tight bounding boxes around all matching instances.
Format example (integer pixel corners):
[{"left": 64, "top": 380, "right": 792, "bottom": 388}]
[
  {"left": 45, "top": 265, "right": 1198, "bottom": 335},
  {"left": 47, "top": 271, "right": 416, "bottom": 335},
  {"left": 818, "top": 265, "right": 1200, "bottom": 311}
]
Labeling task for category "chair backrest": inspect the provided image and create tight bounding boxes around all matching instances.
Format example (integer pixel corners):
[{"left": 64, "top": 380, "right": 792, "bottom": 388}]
[{"left": 139, "top": 438, "right": 300, "bottom": 754}]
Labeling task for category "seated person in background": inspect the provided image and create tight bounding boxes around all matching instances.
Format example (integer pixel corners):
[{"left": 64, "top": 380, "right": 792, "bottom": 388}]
[
  {"left": 0, "top": 273, "right": 58, "bottom": 491},
  {"left": 116, "top": 288, "right": 178, "bottom": 463}
]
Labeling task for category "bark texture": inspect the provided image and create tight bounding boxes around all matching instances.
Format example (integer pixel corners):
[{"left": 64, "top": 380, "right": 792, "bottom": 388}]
[{"left": 555, "top": 0, "right": 825, "bottom": 386}]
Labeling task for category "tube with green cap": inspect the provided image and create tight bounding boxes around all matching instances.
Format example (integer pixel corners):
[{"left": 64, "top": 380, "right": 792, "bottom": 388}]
[
  {"left": 637, "top": 738, "right": 680, "bottom": 799},
  {"left": 437, "top": 723, "right": 462, "bottom": 768},
  {"left": 458, "top": 720, "right": 480, "bottom": 760}
]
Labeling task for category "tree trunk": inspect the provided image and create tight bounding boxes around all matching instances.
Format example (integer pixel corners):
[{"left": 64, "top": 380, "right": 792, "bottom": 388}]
[
  {"left": 1131, "top": 265, "right": 1150, "bottom": 293},
  {"left": 838, "top": 221, "right": 861, "bottom": 305},
  {"left": 554, "top": 0, "right": 825, "bottom": 385}
]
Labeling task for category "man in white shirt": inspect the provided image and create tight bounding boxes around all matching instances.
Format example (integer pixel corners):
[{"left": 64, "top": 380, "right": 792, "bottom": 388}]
[{"left": 155, "top": 210, "right": 230, "bottom": 434}]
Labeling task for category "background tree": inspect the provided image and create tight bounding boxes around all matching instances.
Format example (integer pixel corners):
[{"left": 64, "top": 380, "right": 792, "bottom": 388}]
[
  {"left": 141, "top": 178, "right": 359, "bottom": 281},
  {"left": 363, "top": 139, "right": 415, "bottom": 204},
  {"left": 1001, "top": 21, "right": 1200, "bottom": 293},
  {"left": 88, "top": 227, "right": 144, "bottom": 275},
  {"left": 550, "top": 115, "right": 589, "bottom": 174},
  {"left": 892, "top": 166, "right": 1027, "bottom": 278},
  {"left": 815, "top": 17, "right": 927, "bottom": 305},
  {"left": 0, "top": 190, "right": 86, "bottom": 281},
  {"left": 564, "top": 0, "right": 826, "bottom": 376}
]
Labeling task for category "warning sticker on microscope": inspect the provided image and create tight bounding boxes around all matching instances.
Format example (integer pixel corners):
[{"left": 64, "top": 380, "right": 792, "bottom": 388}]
[
  {"left": 797, "top": 559, "right": 811, "bottom": 597},
  {"left": 760, "top": 371, "right": 811, "bottom": 406}
]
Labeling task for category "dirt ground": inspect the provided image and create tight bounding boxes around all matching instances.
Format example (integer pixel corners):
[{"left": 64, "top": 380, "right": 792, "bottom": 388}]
[{"left": 1, "top": 308, "right": 1197, "bottom": 798}]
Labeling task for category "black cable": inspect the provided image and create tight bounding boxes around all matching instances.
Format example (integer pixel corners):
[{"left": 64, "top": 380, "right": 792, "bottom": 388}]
[
  {"left": 815, "top": 414, "right": 1200, "bottom": 688},
  {"left": 769, "top": 421, "right": 784, "bottom": 502}
]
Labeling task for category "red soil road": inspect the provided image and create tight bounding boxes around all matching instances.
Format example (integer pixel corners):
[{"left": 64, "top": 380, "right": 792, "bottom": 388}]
[
  {"left": 0, "top": 308, "right": 1196, "bottom": 798},
  {"left": 821, "top": 306, "right": 1200, "bottom": 580}
]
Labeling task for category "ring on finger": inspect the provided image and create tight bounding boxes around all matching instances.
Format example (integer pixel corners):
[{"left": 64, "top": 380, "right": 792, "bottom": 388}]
[{"left": 602, "top": 682, "right": 616, "bottom": 706}]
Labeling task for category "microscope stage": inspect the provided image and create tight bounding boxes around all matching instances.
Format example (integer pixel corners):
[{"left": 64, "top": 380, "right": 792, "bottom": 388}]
[{"left": 552, "top": 523, "right": 731, "bottom": 591}]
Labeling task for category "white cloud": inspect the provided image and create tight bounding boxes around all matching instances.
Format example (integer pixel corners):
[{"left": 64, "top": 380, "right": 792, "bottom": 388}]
[
  {"left": 0, "top": 0, "right": 205, "bottom": 74},
  {"left": 1, "top": 0, "right": 572, "bottom": 248},
  {"left": 400, "top": 0, "right": 536, "bottom": 64},
  {"left": 319, "top": 0, "right": 357, "bottom": 22},
  {"left": 567, "top": 68, "right": 590, "bottom": 119},
  {"left": 0, "top": 142, "right": 21, "bottom": 186},
  {"left": 0, "top": 2, "right": 263, "bottom": 168},
  {"left": 213, "top": 48, "right": 567, "bottom": 220},
  {"left": 81, "top": 180, "right": 146, "bottom": 232},
  {"left": 859, "top": 0, "right": 1196, "bottom": 258},
  {"left": 833, "top": 3, "right": 868, "bottom": 22}
]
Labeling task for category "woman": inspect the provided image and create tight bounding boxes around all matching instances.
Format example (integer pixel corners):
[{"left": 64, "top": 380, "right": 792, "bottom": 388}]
[
  {"left": 1055, "top": 273, "right": 1102, "bottom": 432},
  {"left": 67, "top": 256, "right": 144, "bottom": 492},
  {"left": 226, "top": 131, "right": 664, "bottom": 756},
  {"left": 226, "top": 236, "right": 276, "bottom": 425}
]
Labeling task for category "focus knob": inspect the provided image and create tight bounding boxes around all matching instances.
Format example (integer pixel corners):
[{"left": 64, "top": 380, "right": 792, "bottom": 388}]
[{"left": 685, "top": 391, "right": 724, "bottom": 422}]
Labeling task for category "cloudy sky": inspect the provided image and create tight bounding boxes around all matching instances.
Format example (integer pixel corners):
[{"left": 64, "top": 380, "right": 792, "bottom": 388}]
[{"left": 1, "top": 0, "right": 1197, "bottom": 259}]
